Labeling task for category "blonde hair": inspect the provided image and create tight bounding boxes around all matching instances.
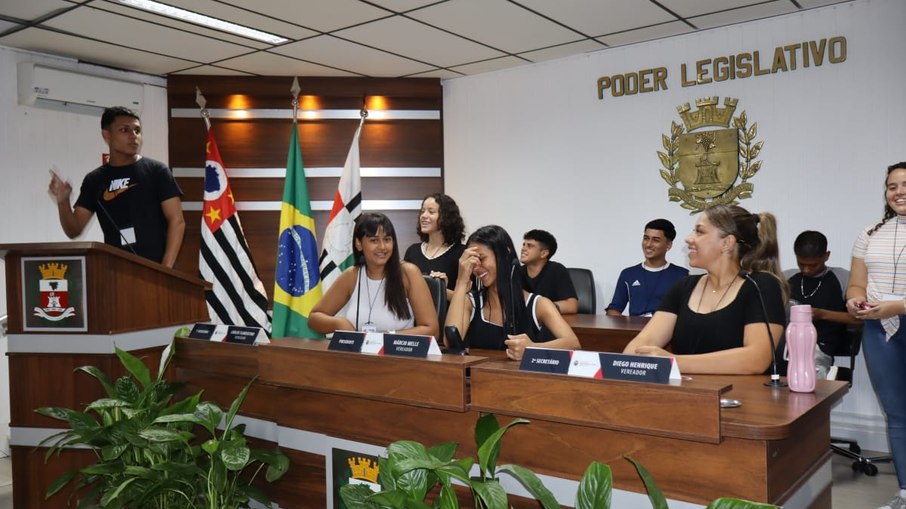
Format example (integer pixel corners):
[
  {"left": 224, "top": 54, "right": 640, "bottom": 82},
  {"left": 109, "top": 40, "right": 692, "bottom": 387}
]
[{"left": 704, "top": 204, "right": 788, "bottom": 302}]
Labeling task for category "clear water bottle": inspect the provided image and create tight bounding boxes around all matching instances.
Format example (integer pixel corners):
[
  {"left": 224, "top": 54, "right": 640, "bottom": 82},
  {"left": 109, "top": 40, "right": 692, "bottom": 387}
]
[{"left": 786, "top": 304, "right": 817, "bottom": 393}]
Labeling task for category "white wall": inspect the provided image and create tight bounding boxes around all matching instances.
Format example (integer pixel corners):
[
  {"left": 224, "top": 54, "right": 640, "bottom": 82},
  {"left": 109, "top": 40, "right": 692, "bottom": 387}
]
[
  {"left": 443, "top": 0, "right": 904, "bottom": 451},
  {"left": 0, "top": 45, "right": 168, "bottom": 454}
]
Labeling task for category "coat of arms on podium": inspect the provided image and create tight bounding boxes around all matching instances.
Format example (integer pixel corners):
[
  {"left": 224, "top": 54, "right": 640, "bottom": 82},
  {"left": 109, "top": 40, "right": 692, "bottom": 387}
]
[
  {"left": 22, "top": 256, "right": 87, "bottom": 331},
  {"left": 658, "top": 97, "right": 764, "bottom": 213}
]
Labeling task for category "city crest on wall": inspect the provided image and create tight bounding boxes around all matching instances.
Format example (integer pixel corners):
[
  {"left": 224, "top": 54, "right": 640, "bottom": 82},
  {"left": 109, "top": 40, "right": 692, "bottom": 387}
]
[{"left": 658, "top": 97, "right": 763, "bottom": 213}]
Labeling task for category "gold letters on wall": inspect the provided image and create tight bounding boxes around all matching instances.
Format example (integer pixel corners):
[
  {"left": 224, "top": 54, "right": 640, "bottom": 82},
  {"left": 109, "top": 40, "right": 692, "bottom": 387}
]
[{"left": 596, "top": 36, "right": 847, "bottom": 99}]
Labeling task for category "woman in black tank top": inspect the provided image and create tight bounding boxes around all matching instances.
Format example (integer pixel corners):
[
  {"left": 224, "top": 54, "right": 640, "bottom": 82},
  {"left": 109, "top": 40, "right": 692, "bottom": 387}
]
[{"left": 445, "top": 225, "right": 579, "bottom": 360}]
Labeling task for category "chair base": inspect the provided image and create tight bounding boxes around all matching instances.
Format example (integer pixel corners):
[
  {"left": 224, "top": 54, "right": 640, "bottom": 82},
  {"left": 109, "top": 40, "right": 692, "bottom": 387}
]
[{"left": 831, "top": 438, "right": 893, "bottom": 476}]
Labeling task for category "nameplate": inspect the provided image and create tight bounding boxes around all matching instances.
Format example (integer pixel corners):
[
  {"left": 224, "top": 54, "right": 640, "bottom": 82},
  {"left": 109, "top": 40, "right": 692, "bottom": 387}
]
[
  {"left": 382, "top": 333, "right": 442, "bottom": 358},
  {"left": 518, "top": 348, "right": 681, "bottom": 384},
  {"left": 328, "top": 331, "right": 442, "bottom": 357},
  {"left": 187, "top": 323, "right": 268, "bottom": 345},
  {"left": 328, "top": 330, "right": 366, "bottom": 352},
  {"left": 598, "top": 352, "right": 680, "bottom": 384},
  {"left": 519, "top": 348, "right": 572, "bottom": 374}
]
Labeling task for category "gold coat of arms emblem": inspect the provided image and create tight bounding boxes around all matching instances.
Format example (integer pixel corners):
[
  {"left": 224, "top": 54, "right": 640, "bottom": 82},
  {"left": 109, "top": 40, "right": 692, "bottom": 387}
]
[{"left": 658, "top": 97, "right": 763, "bottom": 213}]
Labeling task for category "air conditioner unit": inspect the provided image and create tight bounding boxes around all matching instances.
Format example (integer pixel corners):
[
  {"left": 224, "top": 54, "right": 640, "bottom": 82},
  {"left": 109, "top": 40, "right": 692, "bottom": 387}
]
[{"left": 17, "top": 62, "right": 143, "bottom": 112}]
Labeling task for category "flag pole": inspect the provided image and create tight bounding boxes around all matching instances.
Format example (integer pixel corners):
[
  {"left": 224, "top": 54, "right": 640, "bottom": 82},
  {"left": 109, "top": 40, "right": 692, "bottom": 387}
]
[
  {"left": 195, "top": 86, "right": 211, "bottom": 130},
  {"left": 291, "top": 77, "right": 300, "bottom": 120}
]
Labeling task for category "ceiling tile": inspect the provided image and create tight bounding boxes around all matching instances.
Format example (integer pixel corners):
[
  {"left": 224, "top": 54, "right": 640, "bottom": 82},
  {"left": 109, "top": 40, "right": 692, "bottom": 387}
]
[
  {"left": 214, "top": 50, "right": 358, "bottom": 76},
  {"left": 449, "top": 56, "right": 529, "bottom": 76},
  {"left": 519, "top": 39, "right": 606, "bottom": 63},
  {"left": 219, "top": 0, "right": 392, "bottom": 32},
  {"left": 516, "top": 0, "right": 677, "bottom": 37},
  {"left": 0, "top": 28, "right": 195, "bottom": 75},
  {"left": 595, "top": 21, "right": 693, "bottom": 48},
  {"left": 43, "top": 7, "right": 255, "bottom": 63},
  {"left": 797, "top": 0, "right": 853, "bottom": 7},
  {"left": 0, "top": 0, "right": 73, "bottom": 21},
  {"left": 690, "top": 2, "right": 798, "bottom": 30},
  {"left": 409, "top": 68, "right": 463, "bottom": 80},
  {"left": 0, "top": 20, "right": 19, "bottom": 33},
  {"left": 334, "top": 16, "right": 505, "bottom": 68},
  {"left": 656, "top": 0, "right": 771, "bottom": 18},
  {"left": 170, "top": 64, "right": 255, "bottom": 76},
  {"left": 364, "top": 0, "right": 440, "bottom": 13},
  {"left": 407, "top": 0, "right": 581, "bottom": 54},
  {"left": 271, "top": 34, "right": 433, "bottom": 77}
]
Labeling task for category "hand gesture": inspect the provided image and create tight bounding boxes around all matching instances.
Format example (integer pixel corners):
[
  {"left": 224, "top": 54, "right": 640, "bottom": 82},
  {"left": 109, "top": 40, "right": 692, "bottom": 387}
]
[{"left": 48, "top": 168, "right": 72, "bottom": 205}]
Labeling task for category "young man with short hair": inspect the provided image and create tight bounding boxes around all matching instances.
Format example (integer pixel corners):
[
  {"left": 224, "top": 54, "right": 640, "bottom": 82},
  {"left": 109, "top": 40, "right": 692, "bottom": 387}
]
[
  {"left": 787, "top": 230, "right": 860, "bottom": 379},
  {"left": 606, "top": 219, "right": 688, "bottom": 316},
  {"left": 520, "top": 229, "right": 578, "bottom": 314},
  {"left": 48, "top": 106, "right": 185, "bottom": 268}
]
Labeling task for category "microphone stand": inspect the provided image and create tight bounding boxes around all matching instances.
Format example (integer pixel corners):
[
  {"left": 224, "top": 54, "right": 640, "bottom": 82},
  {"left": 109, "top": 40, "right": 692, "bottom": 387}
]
[{"left": 740, "top": 271, "right": 787, "bottom": 388}]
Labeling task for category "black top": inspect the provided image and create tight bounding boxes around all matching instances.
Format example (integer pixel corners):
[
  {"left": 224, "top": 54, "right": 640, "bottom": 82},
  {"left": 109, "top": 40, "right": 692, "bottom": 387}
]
[
  {"left": 465, "top": 291, "right": 546, "bottom": 350},
  {"left": 75, "top": 157, "right": 182, "bottom": 263},
  {"left": 403, "top": 243, "right": 465, "bottom": 290},
  {"left": 659, "top": 272, "right": 786, "bottom": 354},
  {"left": 520, "top": 261, "right": 577, "bottom": 303},
  {"left": 788, "top": 270, "right": 848, "bottom": 355}
]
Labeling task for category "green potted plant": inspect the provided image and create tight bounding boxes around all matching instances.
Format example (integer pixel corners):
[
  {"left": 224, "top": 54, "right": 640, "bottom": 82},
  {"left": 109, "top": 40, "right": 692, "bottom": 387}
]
[
  {"left": 37, "top": 340, "right": 289, "bottom": 509},
  {"left": 340, "top": 414, "right": 777, "bottom": 509}
]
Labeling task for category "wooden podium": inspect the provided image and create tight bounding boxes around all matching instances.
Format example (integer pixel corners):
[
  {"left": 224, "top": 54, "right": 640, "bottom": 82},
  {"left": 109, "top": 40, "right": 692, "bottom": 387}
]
[{"left": 0, "top": 241, "right": 209, "bottom": 509}]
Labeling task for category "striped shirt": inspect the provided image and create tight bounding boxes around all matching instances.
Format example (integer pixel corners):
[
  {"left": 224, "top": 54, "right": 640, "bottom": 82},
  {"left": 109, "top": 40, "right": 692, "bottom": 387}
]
[{"left": 852, "top": 215, "right": 906, "bottom": 301}]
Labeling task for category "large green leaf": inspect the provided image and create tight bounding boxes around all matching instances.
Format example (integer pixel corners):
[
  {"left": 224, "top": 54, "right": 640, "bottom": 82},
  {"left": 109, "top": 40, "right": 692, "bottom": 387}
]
[
  {"left": 44, "top": 469, "right": 77, "bottom": 498},
  {"left": 470, "top": 478, "right": 508, "bottom": 509},
  {"left": 75, "top": 365, "right": 116, "bottom": 397},
  {"left": 427, "top": 441, "right": 458, "bottom": 463},
  {"left": 434, "top": 483, "right": 459, "bottom": 509},
  {"left": 115, "top": 346, "right": 151, "bottom": 388},
  {"left": 476, "top": 417, "right": 528, "bottom": 479},
  {"left": 157, "top": 339, "right": 175, "bottom": 380},
  {"left": 194, "top": 401, "right": 223, "bottom": 434},
  {"left": 474, "top": 414, "right": 499, "bottom": 457},
  {"left": 223, "top": 377, "right": 256, "bottom": 434},
  {"left": 498, "top": 464, "right": 559, "bottom": 509},
  {"left": 221, "top": 439, "right": 251, "bottom": 471},
  {"left": 139, "top": 428, "right": 193, "bottom": 443},
  {"left": 114, "top": 376, "right": 140, "bottom": 403},
  {"left": 35, "top": 406, "right": 75, "bottom": 423},
  {"left": 340, "top": 484, "right": 378, "bottom": 509},
  {"left": 625, "top": 456, "right": 668, "bottom": 509},
  {"left": 575, "top": 461, "right": 611, "bottom": 509},
  {"left": 706, "top": 498, "right": 778, "bottom": 509}
]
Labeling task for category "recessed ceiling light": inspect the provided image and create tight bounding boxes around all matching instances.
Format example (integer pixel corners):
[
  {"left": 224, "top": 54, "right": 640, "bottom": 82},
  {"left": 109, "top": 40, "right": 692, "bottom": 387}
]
[{"left": 117, "top": 0, "right": 288, "bottom": 44}]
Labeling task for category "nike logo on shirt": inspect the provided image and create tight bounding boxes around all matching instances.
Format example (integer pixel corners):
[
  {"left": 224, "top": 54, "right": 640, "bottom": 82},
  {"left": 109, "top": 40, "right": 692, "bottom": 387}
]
[{"left": 103, "top": 178, "right": 136, "bottom": 201}]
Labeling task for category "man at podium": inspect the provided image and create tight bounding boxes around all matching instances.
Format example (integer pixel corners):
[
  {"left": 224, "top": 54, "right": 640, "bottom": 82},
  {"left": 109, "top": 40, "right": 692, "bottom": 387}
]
[{"left": 47, "top": 106, "right": 185, "bottom": 267}]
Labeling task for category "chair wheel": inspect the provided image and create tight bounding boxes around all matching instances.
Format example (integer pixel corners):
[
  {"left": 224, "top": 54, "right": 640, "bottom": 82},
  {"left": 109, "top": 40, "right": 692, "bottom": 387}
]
[
  {"left": 852, "top": 461, "right": 861, "bottom": 472},
  {"left": 863, "top": 462, "right": 879, "bottom": 476},
  {"left": 849, "top": 443, "right": 861, "bottom": 454}
]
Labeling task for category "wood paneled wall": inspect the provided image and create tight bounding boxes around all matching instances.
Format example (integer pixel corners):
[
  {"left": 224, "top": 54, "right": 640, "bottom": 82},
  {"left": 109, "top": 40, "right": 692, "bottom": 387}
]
[{"left": 166, "top": 76, "right": 444, "bottom": 301}]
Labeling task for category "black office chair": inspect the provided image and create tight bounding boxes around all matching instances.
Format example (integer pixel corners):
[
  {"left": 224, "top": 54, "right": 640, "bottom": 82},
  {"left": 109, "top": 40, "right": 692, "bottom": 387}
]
[
  {"left": 567, "top": 267, "right": 596, "bottom": 314},
  {"left": 422, "top": 275, "right": 447, "bottom": 340},
  {"left": 829, "top": 325, "right": 893, "bottom": 476}
]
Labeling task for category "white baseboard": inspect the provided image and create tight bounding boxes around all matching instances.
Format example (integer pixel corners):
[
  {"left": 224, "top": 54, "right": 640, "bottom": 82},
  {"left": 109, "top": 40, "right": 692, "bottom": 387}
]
[{"left": 831, "top": 409, "right": 890, "bottom": 453}]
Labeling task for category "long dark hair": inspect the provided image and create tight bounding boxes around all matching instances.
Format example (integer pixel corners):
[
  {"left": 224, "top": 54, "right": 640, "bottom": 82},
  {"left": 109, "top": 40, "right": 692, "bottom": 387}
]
[
  {"left": 704, "top": 204, "right": 788, "bottom": 302},
  {"left": 466, "top": 225, "right": 529, "bottom": 338},
  {"left": 417, "top": 193, "right": 466, "bottom": 244},
  {"left": 867, "top": 162, "right": 906, "bottom": 236},
  {"left": 353, "top": 213, "right": 410, "bottom": 320}
]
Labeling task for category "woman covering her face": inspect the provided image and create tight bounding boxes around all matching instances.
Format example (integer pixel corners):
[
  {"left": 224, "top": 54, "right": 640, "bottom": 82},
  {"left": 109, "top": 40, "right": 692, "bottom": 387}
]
[
  {"left": 310, "top": 212, "right": 438, "bottom": 338},
  {"left": 445, "top": 224, "right": 579, "bottom": 360}
]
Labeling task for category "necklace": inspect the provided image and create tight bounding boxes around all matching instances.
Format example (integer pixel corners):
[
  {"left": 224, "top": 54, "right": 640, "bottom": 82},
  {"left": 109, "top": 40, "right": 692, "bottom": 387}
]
[
  {"left": 364, "top": 274, "right": 385, "bottom": 324},
  {"left": 422, "top": 241, "right": 450, "bottom": 260},
  {"left": 799, "top": 273, "right": 825, "bottom": 300},
  {"left": 698, "top": 276, "right": 737, "bottom": 312}
]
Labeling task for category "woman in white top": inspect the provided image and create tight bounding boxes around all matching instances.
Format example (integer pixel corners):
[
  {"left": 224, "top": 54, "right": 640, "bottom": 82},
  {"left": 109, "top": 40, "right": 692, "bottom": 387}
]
[
  {"left": 310, "top": 213, "right": 438, "bottom": 337},
  {"left": 846, "top": 161, "right": 906, "bottom": 508}
]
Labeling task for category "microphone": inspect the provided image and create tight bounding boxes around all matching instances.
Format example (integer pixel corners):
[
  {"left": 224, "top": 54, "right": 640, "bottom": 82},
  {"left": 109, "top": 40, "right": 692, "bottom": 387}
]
[
  {"left": 443, "top": 325, "right": 467, "bottom": 355},
  {"left": 739, "top": 270, "right": 787, "bottom": 388},
  {"left": 95, "top": 198, "right": 139, "bottom": 258}
]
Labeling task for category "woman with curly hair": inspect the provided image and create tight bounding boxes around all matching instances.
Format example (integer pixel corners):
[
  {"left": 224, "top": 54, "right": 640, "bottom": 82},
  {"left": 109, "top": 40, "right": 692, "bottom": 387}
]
[{"left": 404, "top": 193, "right": 466, "bottom": 298}]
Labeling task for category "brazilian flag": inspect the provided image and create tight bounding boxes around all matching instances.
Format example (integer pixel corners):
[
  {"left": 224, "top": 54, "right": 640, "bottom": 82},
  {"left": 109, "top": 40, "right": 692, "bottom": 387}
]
[{"left": 272, "top": 120, "right": 323, "bottom": 339}]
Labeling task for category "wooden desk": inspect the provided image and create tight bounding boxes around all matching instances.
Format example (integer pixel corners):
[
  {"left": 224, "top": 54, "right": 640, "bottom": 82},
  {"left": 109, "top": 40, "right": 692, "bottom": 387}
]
[
  {"left": 564, "top": 313, "right": 648, "bottom": 352},
  {"left": 171, "top": 338, "right": 845, "bottom": 508}
]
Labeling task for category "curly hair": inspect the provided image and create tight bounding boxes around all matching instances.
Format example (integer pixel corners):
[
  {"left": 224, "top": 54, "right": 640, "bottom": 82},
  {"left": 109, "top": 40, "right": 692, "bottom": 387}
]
[{"left": 417, "top": 193, "right": 466, "bottom": 244}]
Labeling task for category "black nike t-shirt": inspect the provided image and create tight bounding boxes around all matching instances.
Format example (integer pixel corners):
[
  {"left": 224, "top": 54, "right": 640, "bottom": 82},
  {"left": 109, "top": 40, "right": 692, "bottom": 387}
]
[{"left": 75, "top": 157, "right": 182, "bottom": 263}]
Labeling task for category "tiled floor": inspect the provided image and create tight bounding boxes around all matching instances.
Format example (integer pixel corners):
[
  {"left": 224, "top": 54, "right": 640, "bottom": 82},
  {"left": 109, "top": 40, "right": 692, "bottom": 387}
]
[{"left": 0, "top": 450, "right": 898, "bottom": 508}]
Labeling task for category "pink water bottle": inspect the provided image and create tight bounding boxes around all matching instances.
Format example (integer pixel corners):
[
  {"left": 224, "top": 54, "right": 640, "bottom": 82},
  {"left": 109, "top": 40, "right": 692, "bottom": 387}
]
[{"left": 786, "top": 304, "right": 817, "bottom": 393}]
